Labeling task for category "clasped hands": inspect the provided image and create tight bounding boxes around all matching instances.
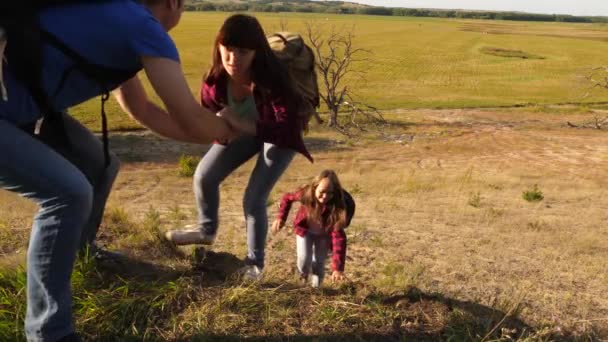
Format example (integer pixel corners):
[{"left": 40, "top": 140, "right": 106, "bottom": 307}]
[{"left": 215, "top": 107, "right": 255, "bottom": 144}]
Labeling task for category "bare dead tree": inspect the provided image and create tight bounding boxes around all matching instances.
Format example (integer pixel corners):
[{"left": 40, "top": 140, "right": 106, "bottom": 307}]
[
  {"left": 304, "top": 22, "right": 383, "bottom": 129},
  {"left": 567, "top": 67, "right": 608, "bottom": 130},
  {"left": 342, "top": 94, "right": 387, "bottom": 132},
  {"left": 567, "top": 116, "right": 608, "bottom": 129}
]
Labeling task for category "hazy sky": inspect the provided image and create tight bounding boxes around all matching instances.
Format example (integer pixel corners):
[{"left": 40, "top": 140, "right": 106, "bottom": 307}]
[{"left": 341, "top": 0, "right": 608, "bottom": 16}]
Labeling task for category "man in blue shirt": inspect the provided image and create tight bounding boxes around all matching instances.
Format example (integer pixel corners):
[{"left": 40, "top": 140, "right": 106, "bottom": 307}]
[{"left": 0, "top": 1, "right": 238, "bottom": 341}]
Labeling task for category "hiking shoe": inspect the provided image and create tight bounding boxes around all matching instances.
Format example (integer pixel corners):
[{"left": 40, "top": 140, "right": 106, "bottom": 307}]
[
  {"left": 164, "top": 229, "right": 216, "bottom": 246},
  {"left": 81, "top": 243, "right": 126, "bottom": 263},
  {"left": 238, "top": 265, "right": 263, "bottom": 281}
]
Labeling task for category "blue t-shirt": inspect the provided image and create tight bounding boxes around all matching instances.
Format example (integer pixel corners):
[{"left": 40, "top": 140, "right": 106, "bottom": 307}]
[{"left": 0, "top": 0, "right": 179, "bottom": 125}]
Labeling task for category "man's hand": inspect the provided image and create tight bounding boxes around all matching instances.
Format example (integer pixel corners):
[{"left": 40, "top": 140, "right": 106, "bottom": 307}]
[{"left": 271, "top": 218, "right": 284, "bottom": 235}]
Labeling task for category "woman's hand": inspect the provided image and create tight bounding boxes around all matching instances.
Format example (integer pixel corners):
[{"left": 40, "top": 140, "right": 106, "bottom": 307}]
[
  {"left": 331, "top": 271, "right": 345, "bottom": 282},
  {"left": 271, "top": 218, "right": 284, "bottom": 235}
]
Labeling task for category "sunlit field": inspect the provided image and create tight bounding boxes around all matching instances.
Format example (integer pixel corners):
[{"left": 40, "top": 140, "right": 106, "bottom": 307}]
[{"left": 71, "top": 12, "right": 608, "bottom": 131}]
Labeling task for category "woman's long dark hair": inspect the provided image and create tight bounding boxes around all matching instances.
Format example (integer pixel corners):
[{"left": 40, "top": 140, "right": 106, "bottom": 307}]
[
  {"left": 300, "top": 170, "right": 347, "bottom": 232},
  {"left": 206, "top": 14, "right": 302, "bottom": 105}
]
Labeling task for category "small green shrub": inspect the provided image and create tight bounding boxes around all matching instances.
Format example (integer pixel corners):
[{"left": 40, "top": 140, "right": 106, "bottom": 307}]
[
  {"left": 143, "top": 206, "right": 162, "bottom": 241},
  {"left": 177, "top": 155, "right": 200, "bottom": 177},
  {"left": 105, "top": 207, "right": 133, "bottom": 235},
  {"left": 522, "top": 184, "right": 544, "bottom": 202}
]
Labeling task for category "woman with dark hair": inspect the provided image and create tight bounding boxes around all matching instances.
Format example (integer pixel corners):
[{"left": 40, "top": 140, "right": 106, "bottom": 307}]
[{"left": 165, "top": 14, "right": 313, "bottom": 280}]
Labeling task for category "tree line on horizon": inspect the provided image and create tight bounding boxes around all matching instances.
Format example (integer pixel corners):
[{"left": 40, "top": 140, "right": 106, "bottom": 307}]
[{"left": 185, "top": 0, "right": 608, "bottom": 23}]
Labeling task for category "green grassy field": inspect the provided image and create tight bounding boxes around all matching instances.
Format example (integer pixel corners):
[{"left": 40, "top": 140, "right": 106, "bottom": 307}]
[{"left": 71, "top": 12, "right": 608, "bottom": 131}]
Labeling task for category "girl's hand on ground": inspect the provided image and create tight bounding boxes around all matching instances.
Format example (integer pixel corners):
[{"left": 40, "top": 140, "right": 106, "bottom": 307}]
[
  {"left": 331, "top": 271, "right": 345, "bottom": 282},
  {"left": 271, "top": 218, "right": 284, "bottom": 235}
]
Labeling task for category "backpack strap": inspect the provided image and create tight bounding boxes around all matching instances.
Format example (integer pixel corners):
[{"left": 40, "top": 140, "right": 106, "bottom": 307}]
[
  {"left": 40, "top": 29, "right": 139, "bottom": 167},
  {"left": 269, "top": 33, "right": 305, "bottom": 56},
  {"left": 0, "top": 28, "right": 7, "bottom": 101},
  {"left": 41, "top": 30, "right": 137, "bottom": 88}
]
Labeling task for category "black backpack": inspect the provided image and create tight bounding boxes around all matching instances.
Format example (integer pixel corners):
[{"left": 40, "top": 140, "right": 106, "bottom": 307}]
[
  {"left": 343, "top": 190, "right": 355, "bottom": 228},
  {"left": 0, "top": 1, "right": 140, "bottom": 165}
]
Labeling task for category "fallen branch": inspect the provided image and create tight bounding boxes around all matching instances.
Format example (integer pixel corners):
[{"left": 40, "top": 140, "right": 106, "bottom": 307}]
[{"left": 566, "top": 116, "right": 607, "bottom": 129}]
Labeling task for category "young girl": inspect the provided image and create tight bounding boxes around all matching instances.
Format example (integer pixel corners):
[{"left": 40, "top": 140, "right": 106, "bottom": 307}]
[
  {"left": 272, "top": 170, "right": 355, "bottom": 287},
  {"left": 165, "top": 14, "right": 313, "bottom": 280}
]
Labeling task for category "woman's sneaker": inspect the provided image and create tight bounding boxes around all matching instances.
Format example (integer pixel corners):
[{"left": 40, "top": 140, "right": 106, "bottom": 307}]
[
  {"left": 238, "top": 265, "right": 263, "bottom": 281},
  {"left": 164, "top": 229, "right": 216, "bottom": 246}
]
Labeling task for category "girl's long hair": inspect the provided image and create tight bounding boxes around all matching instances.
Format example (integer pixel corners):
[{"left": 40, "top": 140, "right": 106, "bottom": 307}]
[
  {"left": 300, "top": 170, "right": 347, "bottom": 232},
  {"left": 205, "top": 14, "right": 302, "bottom": 105}
]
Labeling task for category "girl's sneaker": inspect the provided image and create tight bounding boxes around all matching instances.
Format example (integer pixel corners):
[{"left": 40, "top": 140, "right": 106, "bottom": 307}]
[
  {"left": 310, "top": 274, "right": 321, "bottom": 288},
  {"left": 164, "top": 229, "right": 216, "bottom": 246},
  {"left": 238, "top": 265, "right": 263, "bottom": 281}
]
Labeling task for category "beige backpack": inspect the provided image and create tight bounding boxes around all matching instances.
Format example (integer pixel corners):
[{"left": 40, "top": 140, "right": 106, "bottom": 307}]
[{"left": 267, "top": 32, "right": 320, "bottom": 128}]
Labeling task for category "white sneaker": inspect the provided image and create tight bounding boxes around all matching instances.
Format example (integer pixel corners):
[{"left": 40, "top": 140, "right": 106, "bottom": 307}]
[
  {"left": 239, "top": 265, "right": 263, "bottom": 281},
  {"left": 164, "top": 229, "right": 216, "bottom": 246},
  {"left": 310, "top": 274, "right": 320, "bottom": 288}
]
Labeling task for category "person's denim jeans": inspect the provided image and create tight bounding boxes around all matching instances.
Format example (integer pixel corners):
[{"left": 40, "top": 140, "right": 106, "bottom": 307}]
[
  {"left": 0, "top": 114, "right": 119, "bottom": 341},
  {"left": 193, "top": 135, "right": 294, "bottom": 268}
]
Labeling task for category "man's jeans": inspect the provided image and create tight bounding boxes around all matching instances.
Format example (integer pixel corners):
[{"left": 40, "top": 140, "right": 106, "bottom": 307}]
[
  {"left": 193, "top": 135, "right": 294, "bottom": 268},
  {"left": 0, "top": 114, "right": 119, "bottom": 341}
]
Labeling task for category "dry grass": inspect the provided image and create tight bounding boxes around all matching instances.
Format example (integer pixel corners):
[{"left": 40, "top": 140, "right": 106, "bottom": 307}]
[{"left": 1, "top": 106, "right": 608, "bottom": 340}]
